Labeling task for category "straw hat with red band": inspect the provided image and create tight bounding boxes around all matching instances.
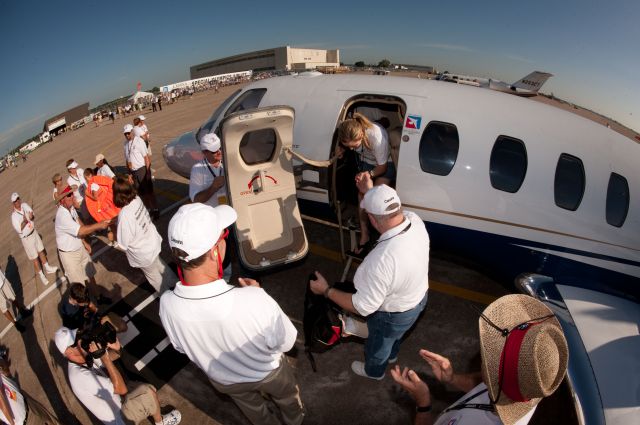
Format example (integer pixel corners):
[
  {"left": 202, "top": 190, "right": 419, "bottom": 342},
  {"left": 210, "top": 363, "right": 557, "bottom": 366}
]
[
  {"left": 479, "top": 294, "right": 568, "bottom": 425},
  {"left": 55, "top": 185, "right": 74, "bottom": 203}
]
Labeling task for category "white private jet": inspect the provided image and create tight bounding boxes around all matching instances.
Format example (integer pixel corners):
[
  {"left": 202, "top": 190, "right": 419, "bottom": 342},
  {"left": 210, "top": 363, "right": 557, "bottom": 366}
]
[
  {"left": 163, "top": 71, "right": 639, "bottom": 425},
  {"left": 437, "top": 70, "right": 553, "bottom": 96},
  {"left": 163, "top": 73, "right": 640, "bottom": 424}
]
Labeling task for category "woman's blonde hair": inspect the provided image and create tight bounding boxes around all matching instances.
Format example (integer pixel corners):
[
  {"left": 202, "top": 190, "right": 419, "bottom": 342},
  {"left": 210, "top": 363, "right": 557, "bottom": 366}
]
[
  {"left": 52, "top": 173, "right": 61, "bottom": 185},
  {"left": 338, "top": 113, "right": 374, "bottom": 150}
]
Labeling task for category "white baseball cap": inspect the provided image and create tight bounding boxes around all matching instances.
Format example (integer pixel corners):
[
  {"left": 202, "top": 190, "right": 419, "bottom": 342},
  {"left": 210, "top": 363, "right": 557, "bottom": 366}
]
[
  {"left": 67, "top": 161, "right": 79, "bottom": 170},
  {"left": 94, "top": 153, "right": 105, "bottom": 164},
  {"left": 123, "top": 124, "right": 134, "bottom": 133},
  {"left": 138, "top": 115, "right": 146, "bottom": 121},
  {"left": 54, "top": 327, "right": 77, "bottom": 355},
  {"left": 200, "top": 133, "right": 221, "bottom": 152},
  {"left": 360, "top": 184, "right": 402, "bottom": 215},
  {"left": 10, "top": 192, "right": 19, "bottom": 202},
  {"left": 168, "top": 203, "right": 237, "bottom": 262}
]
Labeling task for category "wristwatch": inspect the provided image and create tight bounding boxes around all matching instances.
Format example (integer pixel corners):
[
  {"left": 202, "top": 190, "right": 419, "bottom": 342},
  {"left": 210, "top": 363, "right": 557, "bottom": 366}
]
[
  {"left": 369, "top": 169, "right": 375, "bottom": 179},
  {"left": 416, "top": 404, "right": 432, "bottom": 413},
  {"left": 323, "top": 286, "right": 333, "bottom": 298}
]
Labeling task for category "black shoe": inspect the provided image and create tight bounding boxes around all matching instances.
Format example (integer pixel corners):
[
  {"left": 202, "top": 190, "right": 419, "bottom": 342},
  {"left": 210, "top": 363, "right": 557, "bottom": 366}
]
[
  {"left": 18, "top": 308, "right": 33, "bottom": 320},
  {"left": 15, "top": 322, "right": 26, "bottom": 333}
]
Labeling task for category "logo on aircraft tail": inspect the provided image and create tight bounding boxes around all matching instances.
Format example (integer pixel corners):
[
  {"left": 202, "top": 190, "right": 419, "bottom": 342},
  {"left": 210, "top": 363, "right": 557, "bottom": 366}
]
[{"left": 405, "top": 115, "right": 422, "bottom": 129}]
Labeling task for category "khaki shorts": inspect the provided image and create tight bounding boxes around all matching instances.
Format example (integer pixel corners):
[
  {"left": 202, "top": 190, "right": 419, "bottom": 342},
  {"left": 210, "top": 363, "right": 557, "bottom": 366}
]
[
  {"left": 59, "top": 248, "right": 96, "bottom": 284},
  {"left": 0, "top": 283, "right": 16, "bottom": 313},
  {"left": 21, "top": 231, "right": 44, "bottom": 260},
  {"left": 121, "top": 383, "right": 157, "bottom": 424}
]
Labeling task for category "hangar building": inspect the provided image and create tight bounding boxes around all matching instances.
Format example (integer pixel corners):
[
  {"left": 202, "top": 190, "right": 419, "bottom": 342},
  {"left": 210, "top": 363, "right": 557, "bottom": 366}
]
[
  {"left": 190, "top": 46, "right": 340, "bottom": 79},
  {"left": 43, "top": 103, "right": 90, "bottom": 135}
]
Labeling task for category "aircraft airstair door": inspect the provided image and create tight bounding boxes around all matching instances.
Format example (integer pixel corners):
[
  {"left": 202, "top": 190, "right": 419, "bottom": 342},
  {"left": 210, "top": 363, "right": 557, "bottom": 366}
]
[{"left": 221, "top": 106, "right": 308, "bottom": 271}]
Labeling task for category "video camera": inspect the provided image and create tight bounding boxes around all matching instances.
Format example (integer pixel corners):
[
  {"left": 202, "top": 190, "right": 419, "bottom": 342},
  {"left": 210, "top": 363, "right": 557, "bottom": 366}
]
[{"left": 77, "top": 320, "right": 117, "bottom": 359}]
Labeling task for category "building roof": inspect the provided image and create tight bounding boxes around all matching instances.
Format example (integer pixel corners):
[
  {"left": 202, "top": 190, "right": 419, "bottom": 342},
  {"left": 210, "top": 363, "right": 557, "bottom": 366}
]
[{"left": 43, "top": 102, "right": 90, "bottom": 132}]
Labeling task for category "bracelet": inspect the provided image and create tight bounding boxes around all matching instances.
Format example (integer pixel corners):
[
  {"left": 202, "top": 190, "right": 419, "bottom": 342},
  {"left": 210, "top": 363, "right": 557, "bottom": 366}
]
[
  {"left": 323, "top": 286, "right": 332, "bottom": 299},
  {"left": 415, "top": 404, "right": 432, "bottom": 413}
]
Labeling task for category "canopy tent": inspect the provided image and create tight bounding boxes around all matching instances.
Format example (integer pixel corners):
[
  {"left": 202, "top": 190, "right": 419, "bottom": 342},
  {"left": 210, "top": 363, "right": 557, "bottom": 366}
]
[{"left": 128, "top": 91, "right": 154, "bottom": 103}]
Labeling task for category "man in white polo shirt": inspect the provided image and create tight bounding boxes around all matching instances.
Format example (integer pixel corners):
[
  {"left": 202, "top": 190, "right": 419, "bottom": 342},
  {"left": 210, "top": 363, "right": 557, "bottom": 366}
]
[
  {"left": 54, "top": 327, "right": 181, "bottom": 425},
  {"left": 65, "top": 159, "right": 87, "bottom": 211},
  {"left": 123, "top": 124, "right": 159, "bottom": 219},
  {"left": 159, "top": 204, "right": 304, "bottom": 425},
  {"left": 189, "top": 133, "right": 226, "bottom": 207},
  {"left": 55, "top": 186, "right": 109, "bottom": 293},
  {"left": 310, "top": 174, "right": 430, "bottom": 380},
  {"left": 10, "top": 192, "right": 58, "bottom": 285}
]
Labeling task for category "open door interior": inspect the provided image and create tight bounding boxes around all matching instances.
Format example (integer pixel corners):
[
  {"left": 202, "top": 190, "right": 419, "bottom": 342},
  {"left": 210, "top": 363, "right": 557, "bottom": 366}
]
[{"left": 221, "top": 106, "right": 308, "bottom": 271}]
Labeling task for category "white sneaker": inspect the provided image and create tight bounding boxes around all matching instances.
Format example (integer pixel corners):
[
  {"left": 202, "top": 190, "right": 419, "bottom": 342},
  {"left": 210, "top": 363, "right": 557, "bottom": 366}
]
[
  {"left": 161, "top": 409, "right": 181, "bottom": 425},
  {"left": 351, "top": 361, "right": 384, "bottom": 380},
  {"left": 38, "top": 272, "right": 49, "bottom": 286},
  {"left": 44, "top": 264, "right": 58, "bottom": 274}
]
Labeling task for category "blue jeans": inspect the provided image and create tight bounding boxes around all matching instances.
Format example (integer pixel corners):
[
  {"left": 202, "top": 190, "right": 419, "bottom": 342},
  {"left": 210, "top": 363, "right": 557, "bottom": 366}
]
[{"left": 364, "top": 293, "right": 428, "bottom": 377}]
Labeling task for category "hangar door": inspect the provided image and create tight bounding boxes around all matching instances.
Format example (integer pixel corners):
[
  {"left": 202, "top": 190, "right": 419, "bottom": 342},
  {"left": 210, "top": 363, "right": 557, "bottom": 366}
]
[{"left": 221, "top": 106, "right": 308, "bottom": 271}]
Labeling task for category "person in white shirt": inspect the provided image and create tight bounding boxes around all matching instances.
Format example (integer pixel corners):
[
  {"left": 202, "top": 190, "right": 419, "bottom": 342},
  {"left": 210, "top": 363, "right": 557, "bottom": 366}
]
[
  {"left": 390, "top": 295, "right": 569, "bottom": 425},
  {"left": 189, "top": 133, "right": 226, "bottom": 207},
  {"left": 10, "top": 192, "right": 58, "bottom": 286},
  {"left": 335, "top": 113, "right": 396, "bottom": 253},
  {"left": 112, "top": 175, "right": 176, "bottom": 293},
  {"left": 51, "top": 173, "right": 64, "bottom": 205},
  {"left": 54, "top": 186, "right": 109, "bottom": 295},
  {"left": 54, "top": 327, "right": 181, "bottom": 425},
  {"left": 95, "top": 153, "right": 115, "bottom": 179},
  {"left": 160, "top": 203, "right": 304, "bottom": 425},
  {"left": 65, "top": 159, "right": 87, "bottom": 211},
  {"left": 310, "top": 176, "right": 429, "bottom": 380},
  {"left": 123, "top": 124, "right": 159, "bottom": 219},
  {"left": 0, "top": 347, "right": 61, "bottom": 424},
  {"left": 0, "top": 267, "right": 31, "bottom": 333}
]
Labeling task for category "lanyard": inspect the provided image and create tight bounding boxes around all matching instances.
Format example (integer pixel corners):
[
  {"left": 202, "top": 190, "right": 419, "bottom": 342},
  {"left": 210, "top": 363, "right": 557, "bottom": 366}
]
[
  {"left": 441, "top": 388, "right": 494, "bottom": 413},
  {"left": 203, "top": 160, "right": 222, "bottom": 178},
  {"left": 373, "top": 220, "right": 412, "bottom": 248}
]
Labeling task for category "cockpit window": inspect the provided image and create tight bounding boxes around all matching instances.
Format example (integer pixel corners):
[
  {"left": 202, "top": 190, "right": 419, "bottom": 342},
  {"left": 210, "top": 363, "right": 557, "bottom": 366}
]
[
  {"left": 419, "top": 121, "right": 459, "bottom": 176},
  {"left": 224, "top": 88, "right": 267, "bottom": 117},
  {"left": 554, "top": 153, "right": 585, "bottom": 211},
  {"left": 196, "top": 89, "right": 241, "bottom": 143},
  {"left": 606, "top": 172, "right": 629, "bottom": 227},
  {"left": 490, "top": 136, "right": 527, "bottom": 193}
]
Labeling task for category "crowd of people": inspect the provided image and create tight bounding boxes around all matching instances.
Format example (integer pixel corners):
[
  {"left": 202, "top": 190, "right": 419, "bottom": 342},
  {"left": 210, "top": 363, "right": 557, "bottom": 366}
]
[{"left": 1, "top": 108, "right": 570, "bottom": 425}]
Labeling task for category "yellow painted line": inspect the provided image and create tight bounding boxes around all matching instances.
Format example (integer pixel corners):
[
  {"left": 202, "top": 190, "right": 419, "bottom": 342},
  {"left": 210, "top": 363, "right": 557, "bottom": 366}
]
[
  {"left": 308, "top": 243, "right": 496, "bottom": 305},
  {"left": 309, "top": 243, "right": 343, "bottom": 263},
  {"left": 155, "top": 188, "right": 185, "bottom": 202},
  {"left": 428, "top": 280, "right": 497, "bottom": 305}
]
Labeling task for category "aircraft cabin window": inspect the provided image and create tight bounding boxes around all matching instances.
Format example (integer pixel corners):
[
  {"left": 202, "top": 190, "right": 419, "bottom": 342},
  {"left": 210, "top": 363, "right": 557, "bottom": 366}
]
[
  {"left": 419, "top": 121, "right": 459, "bottom": 176},
  {"left": 606, "top": 172, "right": 629, "bottom": 227},
  {"left": 554, "top": 153, "right": 585, "bottom": 211},
  {"left": 224, "top": 88, "right": 267, "bottom": 117},
  {"left": 489, "top": 136, "right": 527, "bottom": 193},
  {"left": 239, "top": 128, "right": 277, "bottom": 165}
]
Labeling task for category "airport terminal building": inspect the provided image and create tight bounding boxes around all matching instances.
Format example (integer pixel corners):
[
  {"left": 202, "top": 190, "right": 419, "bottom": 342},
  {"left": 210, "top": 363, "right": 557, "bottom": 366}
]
[{"left": 190, "top": 46, "right": 340, "bottom": 79}]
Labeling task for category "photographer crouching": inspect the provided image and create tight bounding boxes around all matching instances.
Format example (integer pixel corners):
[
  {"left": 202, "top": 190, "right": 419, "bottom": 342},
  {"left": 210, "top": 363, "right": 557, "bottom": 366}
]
[{"left": 54, "top": 327, "right": 181, "bottom": 425}]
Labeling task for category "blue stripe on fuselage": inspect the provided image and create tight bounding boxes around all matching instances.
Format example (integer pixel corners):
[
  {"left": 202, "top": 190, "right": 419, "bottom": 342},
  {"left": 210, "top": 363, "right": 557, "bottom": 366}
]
[{"left": 299, "top": 199, "right": 639, "bottom": 301}]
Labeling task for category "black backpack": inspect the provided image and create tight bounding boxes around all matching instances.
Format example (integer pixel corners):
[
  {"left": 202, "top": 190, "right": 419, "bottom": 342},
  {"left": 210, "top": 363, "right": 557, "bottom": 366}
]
[{"left": 303, "top": 275, "right": 355, "bottom": 372}]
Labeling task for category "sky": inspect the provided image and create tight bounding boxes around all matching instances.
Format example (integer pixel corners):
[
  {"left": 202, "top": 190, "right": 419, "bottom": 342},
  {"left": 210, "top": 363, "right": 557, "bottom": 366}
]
[{"left": 0, "top": 0, "right": 639, "bottom": 155}]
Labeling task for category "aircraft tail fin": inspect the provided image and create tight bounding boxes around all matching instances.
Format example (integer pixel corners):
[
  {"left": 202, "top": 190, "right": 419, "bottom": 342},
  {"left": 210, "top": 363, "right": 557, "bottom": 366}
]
[{"left": 511, "top": 71, "right": 553, "bottom": 92}]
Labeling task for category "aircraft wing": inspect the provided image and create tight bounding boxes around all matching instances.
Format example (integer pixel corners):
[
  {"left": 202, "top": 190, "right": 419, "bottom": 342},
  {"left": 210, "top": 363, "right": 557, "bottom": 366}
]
[{"left": 511, "top": 71, "right": 553, "bottom": 92}]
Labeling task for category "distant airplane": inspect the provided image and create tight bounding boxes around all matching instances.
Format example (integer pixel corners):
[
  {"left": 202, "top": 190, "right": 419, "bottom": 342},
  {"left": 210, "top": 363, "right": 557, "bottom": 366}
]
[{"left": 436, "top": 71, "right": 553, "bottom": 97}]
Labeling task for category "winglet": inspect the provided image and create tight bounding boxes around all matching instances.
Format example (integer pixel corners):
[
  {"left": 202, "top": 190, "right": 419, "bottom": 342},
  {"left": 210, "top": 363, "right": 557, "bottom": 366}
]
[{"left": 511, "top": 71, "right": 553, "bottom": 92}]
